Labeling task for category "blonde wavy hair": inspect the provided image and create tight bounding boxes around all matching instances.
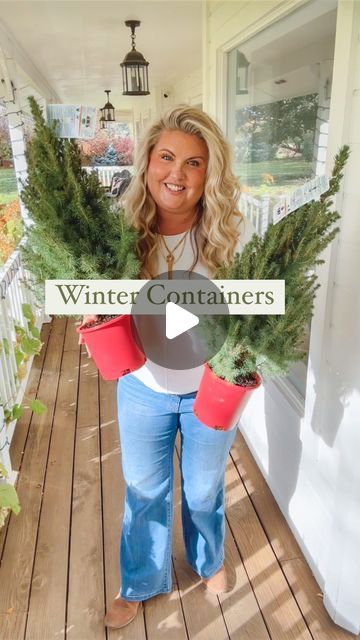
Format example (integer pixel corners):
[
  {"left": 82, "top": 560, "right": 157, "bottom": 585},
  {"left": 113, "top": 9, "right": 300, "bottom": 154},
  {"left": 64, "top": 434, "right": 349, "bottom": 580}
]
[{"left": 123, "top": 104, "right": 243, "bottom": 278}]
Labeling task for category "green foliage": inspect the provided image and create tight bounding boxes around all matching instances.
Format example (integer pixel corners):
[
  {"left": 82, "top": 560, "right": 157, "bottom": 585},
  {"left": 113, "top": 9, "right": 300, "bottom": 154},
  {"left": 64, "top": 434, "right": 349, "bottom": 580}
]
[
  {"left": 22, "top": 303, "right": 34, "bottom": 321},
  {"left": 20, "top": 96, "right": 140, "bottom": 295},
  {"left": 0, "top": 463, "right": 8, "bottom": 476},
  {"left": 0, "top": 463, "right": 21, "bottom": 523},
  {"left": 235, "top": 93, "right": 318, "bottom": 160},
  {"left": 0, "top": 139, "right": 11, "bottom": 162},
  {"left": 212, "top": 145, "right": 350, "bottom": 384},
  {"left": 302, "top": 131, "right": 315, "bottom": 162},
  {"left": 1, "top": 302, "right": 45, "bottom": 427},
  {"left": 0, "top": 168, "right": 17, "bottom": 193},
  {"left": 2, "top": 337, "right": 9, "bottom": 355},
  {"left": 29, "top": 399, "right": 46, "bottom": 415},
  {"left": 11, "top": 404, "right": 23, "bottom": 420},
  {"left": 0, "top": 484, "right": 20, "bottom": 515}
]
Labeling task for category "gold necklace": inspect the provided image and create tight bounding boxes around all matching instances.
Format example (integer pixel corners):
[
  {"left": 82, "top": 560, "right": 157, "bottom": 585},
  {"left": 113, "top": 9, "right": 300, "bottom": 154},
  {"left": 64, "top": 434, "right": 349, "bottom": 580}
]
[{"left": 158, "top": 229, "right": 190, "bottom": 279}]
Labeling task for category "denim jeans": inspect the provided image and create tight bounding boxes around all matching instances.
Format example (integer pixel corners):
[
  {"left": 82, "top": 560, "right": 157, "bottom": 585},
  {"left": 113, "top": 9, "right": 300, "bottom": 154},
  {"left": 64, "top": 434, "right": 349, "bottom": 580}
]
[{"left": 117, "top": 373, "right": 237, "bottom": 601}]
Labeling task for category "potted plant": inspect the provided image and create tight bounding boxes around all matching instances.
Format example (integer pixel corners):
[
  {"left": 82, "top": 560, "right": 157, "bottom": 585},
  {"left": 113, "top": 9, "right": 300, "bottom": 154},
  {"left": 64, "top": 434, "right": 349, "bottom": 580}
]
[
  {"left": 20, "top": 96, "right": 145, "bottom": 380},
  {"left": 194, "top": 145, "right": 350, "bottom": 430}
]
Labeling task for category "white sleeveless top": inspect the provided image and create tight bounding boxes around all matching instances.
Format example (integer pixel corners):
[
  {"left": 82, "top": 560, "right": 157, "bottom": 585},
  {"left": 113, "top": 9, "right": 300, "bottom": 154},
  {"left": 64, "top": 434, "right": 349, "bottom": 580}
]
[{"left": 131, "top": 216, "right": 256, "bottom": 394}]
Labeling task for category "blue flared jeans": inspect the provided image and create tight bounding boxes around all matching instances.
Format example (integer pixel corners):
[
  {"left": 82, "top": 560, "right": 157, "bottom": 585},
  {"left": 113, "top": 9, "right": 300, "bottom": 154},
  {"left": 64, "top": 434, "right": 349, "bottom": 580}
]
[{"left": 117, "top": 373, "right": 236, "bottom": 601}]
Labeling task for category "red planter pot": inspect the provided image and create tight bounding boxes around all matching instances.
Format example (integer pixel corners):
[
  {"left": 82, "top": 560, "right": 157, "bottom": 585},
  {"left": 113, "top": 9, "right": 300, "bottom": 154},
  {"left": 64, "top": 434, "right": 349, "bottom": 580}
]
[
  {"left": 193, "top": 363, "right": 261, "bottom": 431},
  {"left": 77, "top": 315, "right": 146, "bottom": 381}
]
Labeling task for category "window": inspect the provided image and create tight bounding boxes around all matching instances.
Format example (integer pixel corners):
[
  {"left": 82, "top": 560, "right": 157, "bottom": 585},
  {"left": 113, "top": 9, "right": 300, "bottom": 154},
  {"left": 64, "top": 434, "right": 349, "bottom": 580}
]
[{"left": 226, "top": 0, "right": 337, "bottom": 398}]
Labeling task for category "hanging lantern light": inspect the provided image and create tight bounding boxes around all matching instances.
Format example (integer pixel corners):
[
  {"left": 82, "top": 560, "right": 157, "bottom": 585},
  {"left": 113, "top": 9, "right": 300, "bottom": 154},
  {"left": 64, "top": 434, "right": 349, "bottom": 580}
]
[
  {"left": 99, "top": 108, "right": 106, "bottom": 129},
  {"left": 120, "top": 20, "right": 150, "bottom": 96},
  {"left": 102, "top": 90, "right": 115, "bottom": 124},
  {"left": 236, "top": 51, "right": 250, "bottom": 95}
]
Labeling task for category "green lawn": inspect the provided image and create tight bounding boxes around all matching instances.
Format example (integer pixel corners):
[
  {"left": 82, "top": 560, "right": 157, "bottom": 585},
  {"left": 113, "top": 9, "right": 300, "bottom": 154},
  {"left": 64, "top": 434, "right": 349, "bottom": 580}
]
[
  {"left": 235, "top": 158, "right": 312, "bottom": 186},
  {"left": 0, "top": 168, "right": 17, "bottom": 193},
  {"left": 0, "top": 192, "right": 18, "bottom": 205}
]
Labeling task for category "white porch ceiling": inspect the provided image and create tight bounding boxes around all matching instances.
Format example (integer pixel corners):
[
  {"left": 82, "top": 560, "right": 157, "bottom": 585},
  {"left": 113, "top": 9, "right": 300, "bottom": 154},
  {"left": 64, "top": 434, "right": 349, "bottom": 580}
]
[{"left": 0, "top": 0, "right": 203, "bottom": 108}]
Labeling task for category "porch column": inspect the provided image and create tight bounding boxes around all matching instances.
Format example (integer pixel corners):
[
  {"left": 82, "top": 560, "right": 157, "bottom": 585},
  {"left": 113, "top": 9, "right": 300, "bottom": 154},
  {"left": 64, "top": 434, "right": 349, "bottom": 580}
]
[{"left": 0, "top": 49, "right": 29, "bottom": 224}]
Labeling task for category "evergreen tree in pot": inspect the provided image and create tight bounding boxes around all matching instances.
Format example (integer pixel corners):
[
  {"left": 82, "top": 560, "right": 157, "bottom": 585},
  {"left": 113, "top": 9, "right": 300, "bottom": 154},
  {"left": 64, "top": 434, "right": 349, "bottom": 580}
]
[
  {"left": 20, "top": 96, "right": 145, "bottom": 380},
  {"left": 194, "top": 145, "right": 350, "bottom": 430}
]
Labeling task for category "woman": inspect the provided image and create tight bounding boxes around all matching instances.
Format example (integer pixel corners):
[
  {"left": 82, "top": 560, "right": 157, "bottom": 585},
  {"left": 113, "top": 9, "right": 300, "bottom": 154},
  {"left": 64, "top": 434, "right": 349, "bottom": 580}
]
[{"left": 86, "top": 105, "right": 255, "bottom": 629}]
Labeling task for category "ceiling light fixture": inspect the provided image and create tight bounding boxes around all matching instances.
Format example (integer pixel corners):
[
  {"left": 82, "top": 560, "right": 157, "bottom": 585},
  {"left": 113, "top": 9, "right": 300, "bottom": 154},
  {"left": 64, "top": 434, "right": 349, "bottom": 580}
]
[
  {"left": 101, "top": 89, "right": 115, "bottom": 125},
  {"left": 120, "top": 20, "right": 150, "bottom": 96}
]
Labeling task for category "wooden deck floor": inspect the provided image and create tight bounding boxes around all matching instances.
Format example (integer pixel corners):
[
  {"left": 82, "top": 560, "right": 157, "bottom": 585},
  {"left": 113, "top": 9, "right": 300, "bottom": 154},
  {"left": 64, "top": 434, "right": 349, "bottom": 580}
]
[{"left": 0, "top": 317, "right": 357, "bottom": 640}]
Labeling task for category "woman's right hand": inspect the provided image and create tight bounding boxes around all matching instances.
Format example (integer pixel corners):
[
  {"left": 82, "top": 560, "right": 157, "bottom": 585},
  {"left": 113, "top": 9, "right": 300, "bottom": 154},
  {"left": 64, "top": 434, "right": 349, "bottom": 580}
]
[{"left": 78, "top": 315, "right": 98, "bottom": 348}]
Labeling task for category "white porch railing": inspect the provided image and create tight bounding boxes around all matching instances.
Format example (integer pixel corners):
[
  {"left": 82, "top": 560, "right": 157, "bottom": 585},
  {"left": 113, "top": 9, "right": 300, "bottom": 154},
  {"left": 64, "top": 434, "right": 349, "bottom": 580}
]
[
  {"left": 83, "top": 171, "right": 270, "bottom": 234},
  {"left": 239, "top": 192, "right": 271, "bottom": 236},
  {"left": 0, "top": 245, "right": 44, "bottom": 482},
  {"left": 83, "top": 165, "right": 133, "bottom": 188}
]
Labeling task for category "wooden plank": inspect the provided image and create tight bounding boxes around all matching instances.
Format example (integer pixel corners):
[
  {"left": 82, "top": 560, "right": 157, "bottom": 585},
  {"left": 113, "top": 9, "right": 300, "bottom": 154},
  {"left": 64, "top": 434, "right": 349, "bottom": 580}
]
[
  {"left": 0, "top": 317, "right": 66, "bottom": 639},
  {"left": 77, "top": 343, "right": 99, "bottom": 429},
  {"left": 2, "top": 338, "right": 355, "bottom": 640},
  {"left": 231, "top": 433, "right": 303, "bottom": 562},
  {"left": 66, "top": 347, "right": 105, "bottom": 639},
  {"left": 143, "top": 563, "right": 188, "bottom": 640},
  {"left": 220, "top": 524, "right": 271, "bottom": 640},
  {"left": 232, "top": 434, "right": 358, "bottom": 640},
  {"left": 0, "top": 321, "right": 51, "bottom": 559},
  {"left": 100, "top": 375, "right": 147, "bottom": 639},
  {"left": 174, "top": 437, "right": 270, "bottom": 640},
  {"left": 172, "top": 441, "right": 229, "bottom": 640},
  {"left": 63, "top": 317, "right": 80, "bottom": 352},
  {"left": 139, "top": 443, "right": 187, "bottom": 640},
  {"left": 225, "top": 434, "right": 312, "bottom": 640},
  {"left": 98, "top": 376, "right": 119, "bottom": 607},
  {"left": 282, "top": 558, "right": 358, "bottom": 640},
  {"left": 220, "top": 438, "right": 271, "bottom": 639},
  {"left": 0, "top": 612, "right": 27, "bottom": 639},
  {"left": 25, "top": 326, "right": 79, "bottom": 639},
  {"left": 66, "top": 423, "right": 106, "bottom": 639}
]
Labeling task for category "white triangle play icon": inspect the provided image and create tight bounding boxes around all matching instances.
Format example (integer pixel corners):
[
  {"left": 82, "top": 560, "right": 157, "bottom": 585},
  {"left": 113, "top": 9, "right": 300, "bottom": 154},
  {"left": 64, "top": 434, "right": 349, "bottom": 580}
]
[{"left": 166, "top": 302, "right": 199, "bottom": 340}]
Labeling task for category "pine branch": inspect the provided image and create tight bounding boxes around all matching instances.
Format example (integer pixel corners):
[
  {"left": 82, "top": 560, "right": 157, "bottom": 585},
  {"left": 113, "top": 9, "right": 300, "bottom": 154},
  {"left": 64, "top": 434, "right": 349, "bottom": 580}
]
[
  {"left": 211, "top": 145, "right": 350, "bottom": 384},
  {"left": 21, "top": 96, "right": 141, "bottom": 296}
]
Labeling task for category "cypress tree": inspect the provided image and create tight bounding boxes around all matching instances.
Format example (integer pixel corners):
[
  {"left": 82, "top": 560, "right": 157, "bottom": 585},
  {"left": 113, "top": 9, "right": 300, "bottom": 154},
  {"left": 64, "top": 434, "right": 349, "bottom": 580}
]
[
  {"left": 20, "top": 96, "right": 140, "bottom": 296},
  {"left": 211, "top": 145, "right": 350, "bottom": 385}
]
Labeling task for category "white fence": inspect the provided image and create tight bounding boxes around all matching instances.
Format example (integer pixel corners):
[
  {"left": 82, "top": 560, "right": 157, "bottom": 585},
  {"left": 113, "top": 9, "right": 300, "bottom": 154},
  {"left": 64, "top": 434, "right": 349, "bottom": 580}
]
[
  {"left": 0, "top": 245, "right": 43, "bottom": 482},
  {"left": 83, "top": 165, "right": 133, "bottom": 188},
  {"left": 82, "top": 171, "right": 271, "bottom": 236},
  {"left": 239, "top": 192, "right": 271, "bottom": 237}
]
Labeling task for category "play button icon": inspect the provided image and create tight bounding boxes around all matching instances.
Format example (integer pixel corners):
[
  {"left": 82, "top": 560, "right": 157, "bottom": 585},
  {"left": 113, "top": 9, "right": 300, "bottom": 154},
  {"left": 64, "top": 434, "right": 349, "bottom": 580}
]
[
  {"left": 131, "top": 270, "right": 230, "bottom": 370},
  {"left": 166, "top": 302, "right": 199, "bottom": 339}
]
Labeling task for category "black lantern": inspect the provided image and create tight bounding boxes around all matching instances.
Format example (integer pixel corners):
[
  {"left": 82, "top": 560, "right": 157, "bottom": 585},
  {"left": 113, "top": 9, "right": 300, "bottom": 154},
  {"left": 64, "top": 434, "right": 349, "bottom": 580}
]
[
  {"left": 236, "top": 51, "right": 250, "bottom": 95},
  {"left": 99, "top": 108, "right": 106, "bottom": 129},
  {"left": 120, "top": 20, "right": 150, "bottom": 96},
  {"left": 102, "top": 90, "right": 115, "bottom": 123}
]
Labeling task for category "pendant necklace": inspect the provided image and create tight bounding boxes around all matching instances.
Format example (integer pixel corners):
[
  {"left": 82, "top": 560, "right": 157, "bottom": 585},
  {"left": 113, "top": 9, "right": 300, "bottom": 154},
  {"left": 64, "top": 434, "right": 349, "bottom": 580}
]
[{"left": 158, "top": 228, "right": 190, "bottom": 279}]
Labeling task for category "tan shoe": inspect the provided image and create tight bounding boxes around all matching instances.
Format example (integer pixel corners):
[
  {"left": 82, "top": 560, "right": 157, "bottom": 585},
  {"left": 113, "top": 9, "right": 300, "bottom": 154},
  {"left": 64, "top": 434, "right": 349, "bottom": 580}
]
[
  {"left": 104, "top": 596, "right": 141, "bottom": 629},
  {"left": 202, "top": 565, "right": 228, "bottom": 594}
]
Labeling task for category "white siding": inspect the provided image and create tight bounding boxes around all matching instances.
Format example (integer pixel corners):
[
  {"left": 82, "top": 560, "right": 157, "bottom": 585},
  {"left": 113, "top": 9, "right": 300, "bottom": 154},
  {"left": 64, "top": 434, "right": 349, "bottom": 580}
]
[
  {"left": 167, "top": 68, "right": 203, "bottom": 108},
  {"left": 131, "top": 68, "right": 202, "bottom": 142}
]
